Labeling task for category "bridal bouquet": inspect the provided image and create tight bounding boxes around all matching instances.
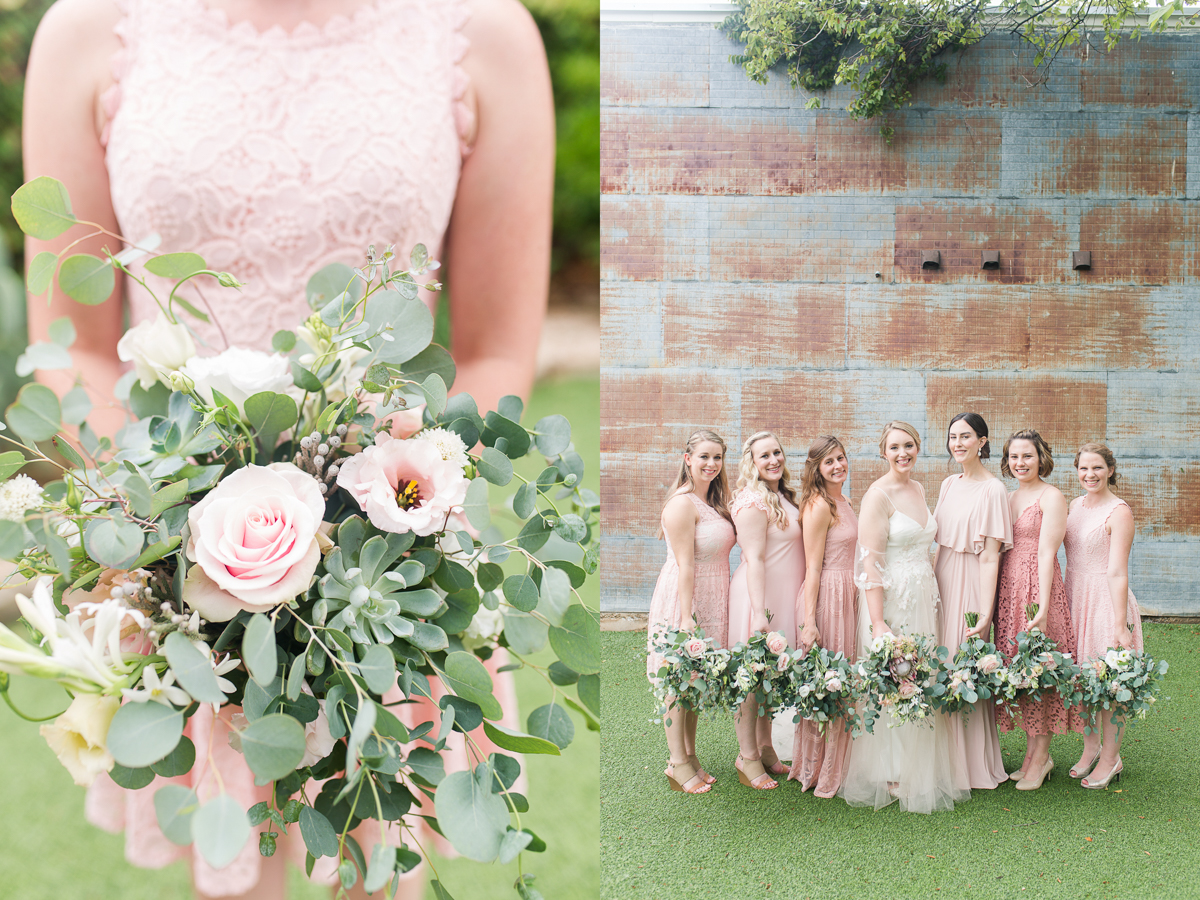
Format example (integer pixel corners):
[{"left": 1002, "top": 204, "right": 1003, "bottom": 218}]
[
  {"left": 995, "top": 605, "right": 1080, "bottom": 712},
  {"left": 721, "top": 630, "right": 791, "bottom": 714},
  {"left": 1076, "top": 647, "right": 1169, "bottom": 734},
  {"left": 783, "top": 644, "right": 858, "bottom": 734},
  {"left": 0, "top": 177, "right": 599, "bottom": 898},
  {"left": 930, "top": 613, "right": 1010, "bottom": 721},
  {"left": 647, "top": 627, "right": 730, "bottom": 721},
  {"left": 854, "top": 631, "right": 938, "bottom": 734}
]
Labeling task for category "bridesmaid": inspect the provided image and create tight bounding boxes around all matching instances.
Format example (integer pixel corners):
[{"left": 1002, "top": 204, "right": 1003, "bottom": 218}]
[
  {"left": 647, "top": 429, "right": 737, "bottom": 793},
  {"left": 789, "top": 436, "right": 859, "bottom": 798},
  {"left": 933, "top": 412, "right": 1012, "bottom": 791},
  {"left": 1065, "top": 442, "right": 1145, "bottom": 789},
  {"left": 994, "top": 429, "right": 1081, "bottom": 790},
  {"left": 728, "top": 431, "right": 805, "bottom": 790}
]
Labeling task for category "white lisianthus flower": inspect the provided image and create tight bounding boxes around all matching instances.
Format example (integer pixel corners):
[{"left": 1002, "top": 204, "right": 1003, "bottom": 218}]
[
  {"left": 123, "top": 666, "right": 191, "bottom": 707},
  {"left": 117, "top": 312, "right": 197, "bottom": 390},
  {"left": 39, "top": 693, "right": 120, "bottom": 786},
  {"left": 798, "top": 683, "right": 813, "bottom": 698},
  {"left": 421, "top": 427, "right": 470, "bottom": 470},
  {"left": 1105, "top": 649, "right": 1121, "bottom": 668},
  {"left": 0, "top": 474, "right": 44, "bottom": 522},
  {"left": 180, "top": 347, "right": 293, "bottom": 415},
  {"left": 461, "top": 606, "right": 504, "bottom": 651},
  {"left": 870, "top": 634, "right": 889, "bottom": 654}
]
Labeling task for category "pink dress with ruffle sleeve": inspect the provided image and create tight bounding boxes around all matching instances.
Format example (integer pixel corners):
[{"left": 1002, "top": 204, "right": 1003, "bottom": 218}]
[{"left": 88, "top": 1, "right": 510, "bottom": 894}]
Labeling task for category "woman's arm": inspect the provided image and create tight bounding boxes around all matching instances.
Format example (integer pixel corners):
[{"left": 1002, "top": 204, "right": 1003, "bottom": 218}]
[
  {"left": 23, "top": 0, "right": 127, "bottom": 438},
  {"left": 856, "top": 489, "right": 893, "bottom": 641},
  {"left": 662, "top": 496, "right": 698, "bottom": 629},
  {"left": 969, "top": 537, "right": 1002, "bottom": 640},
  {"left": 1106, "top": 503, "right": 1135, "bottom": 649},
  {"left": 1031, "top": 488, "right": 1068, "bottom": 632},
  {"left": 734, "top": 504, "right": 770, "bottom": 635},
  {"left": 447, "top": 0, "right": 554, "bottom": 414},
  {"left": 799, "top": 498, "right": 832, "bottom": 650}
]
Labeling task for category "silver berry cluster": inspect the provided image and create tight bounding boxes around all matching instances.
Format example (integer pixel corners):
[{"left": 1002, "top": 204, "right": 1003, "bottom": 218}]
[{"left": 294, "top": 424, "right": 349, "bottom": 494}]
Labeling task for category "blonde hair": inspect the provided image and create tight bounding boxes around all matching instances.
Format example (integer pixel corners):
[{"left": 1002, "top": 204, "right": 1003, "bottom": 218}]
[
  {"left": 662, "top": 429, "right": 733, "bottom": 526},
  {"left": 800, "top": 435, "right": 847, "bottom": 522},
  {"left": 736, "top": 431, "right": 798, "bottom": 530},
  {"left": 878, "top": 421, "right": 921, "bottom": 458},
  {"left": 1074, "top": 441, "right": 1118, "bottom": 487}
]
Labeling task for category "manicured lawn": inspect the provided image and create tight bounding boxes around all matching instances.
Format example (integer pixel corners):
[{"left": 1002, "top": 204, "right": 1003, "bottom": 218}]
[
  {"left": 0, "top": 376, "right": 599, "bottom": 900},
  {"left": 600, "top": 624, "right": 1200, "bottom": 900}
]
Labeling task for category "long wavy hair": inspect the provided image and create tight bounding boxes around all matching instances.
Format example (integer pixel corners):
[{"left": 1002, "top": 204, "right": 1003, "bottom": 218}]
[
  {"left": 736, "top": 431, "right": 798, "bottom": 530},
  {"left": 799, "top": 435, "right": 847, "bottom": 523},
  {"left": 662, "top": 429, "right": 733, "bottom": 527}
]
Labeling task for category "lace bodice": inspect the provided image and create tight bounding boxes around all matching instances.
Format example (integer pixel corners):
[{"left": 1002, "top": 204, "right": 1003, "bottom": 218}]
[
  {"left": 822, "top": 495, "right": 858, "bottom": 571},
  {"left": 104, "top": 0, "right": 471, "bottom": 352},
  {"left": 1009, "top": 498, "right": 1045, "bottom": 559},
  {"left": 662, "top": 493, "right": 736, "bottom": 570},
  {"left": 856, "top": 508, "right": 940, "bottom": 614},
  {"left": 1065, "top": 497, "right": 1130, "bottom": 576}
]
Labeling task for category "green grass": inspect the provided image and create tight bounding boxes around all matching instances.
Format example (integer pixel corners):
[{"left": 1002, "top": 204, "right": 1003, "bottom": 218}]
[
  {"left": 0, "top": 375, "right": 599, "bottom": 900},
  {"left": 600, "top": 624, "right": 1200, "bottom": 900}
]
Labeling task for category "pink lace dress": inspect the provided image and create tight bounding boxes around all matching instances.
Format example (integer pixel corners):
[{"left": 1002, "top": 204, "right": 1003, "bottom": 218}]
[
  {"left": 789, "top": 494, "right": 858, "bottom": 797},
  {"left": 995, "top": 494, "right": 1083, "bottom": 735},
  {"left": 646, "top": 493, "right": 736, "bottom": 678},
  {"left": 1064, "top": 497, "right": 1144, "bottom": 663},
  {"left": 88, "top": 1, "right": 495, "bottom": 893},
  {"left": 727, "top": 489, "right": 805, "bottom": 648}
]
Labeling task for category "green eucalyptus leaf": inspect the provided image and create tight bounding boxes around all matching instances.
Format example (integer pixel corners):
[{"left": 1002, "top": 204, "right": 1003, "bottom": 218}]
[
  {"left": 153, "top": 784, "right": 199, "bottom": 845},
  {"left": 47, "top": 316, "right": 77, "bottom": 348},
  {"left": 538, "top": 567, "right": 572, "bottom": 626},
  {"left": 299, "top": 806, "right": 340, "bottom": 858},
  {"left": 109, "top": 763, "right": 156, "bottom": 790},
  {"left": 441, "top": 651, "right": 503, "bottom": 720},
  {"left": 501, "top": 609, "right": 547, "bottom": 655},
  {"left": 26, "top": 251, "right": 57, "bottom": 295},
  {"left": 512, "top": 482, "right": 537, "bottom": 520},
  {"left": 481, "top": 411, "right": 531, "bottom": 459},
  {"left": 7, "top": 382, "right": 62, "bottom": 442},
  {"left": 461, "top": 476, "right": 491, "bottom": 530},
  {"left": 365, "top": 290, "right": 434, "bottom": 364},
  {"left": 356, "top": 644, "right": 397, "bottom": 695},
  {"left": 476, "top": 448, "right": 513, "bottom": 486},
  {"left": 60, "top": 387, "right": 93, "bottom": 426},
  {"left": 553, "top": 513, "right": 588, "bottom": 543},
  {"left": 548, "top": 604, "right": 601, "bottom": 675},
  {"left": 526, "top": 702, "right": 574, "bottom": 750},
  {"left": 272, "top": 330, "right": 296, "bottom": 353},
  {"left": 164, "top": 632, "right": 225, "bottom": 704},
  {"left": 244, "top": 392, "right": 299, "bottom": 436},
  {"left": 242, "top": 613, "right": 279, "bottom": 686},
  {"left": 0, "top": 521, "right": 27, "bottom": 561},
  {"left": 14, "top": 342, "right": 71, "bottom": 378},
  {"left": 83, "top": 516, "right": 145, "bottom": 569},
  {"left": 306, "top": 262, "right": 360, "bottom": 311},
  {"left": 364, "top": 843, "right": 397, "bottom": 894},
  {"left": 476, "top": 562, "right": 504, "bottom": 593},
  {"left": 502, "top": 574, "right": 538, "bottom": 613},
  {"left": 108, "top": 701, "right": 184, "bottom": 768},
  {"left": 11, "top": 176, "right": 75, "bottom": 240},
  {"left": 0, "top": 451, "right": 26, "bottom": 481},
  {"left": 481, "top": 721, "right": 561, "bottom": 756},
  {"left": 533, "top": 414, "right": 571, "bottom": 457},
  {"left": 150, "top": 479, "right": 189, "bottom": 517},
  {"left": 144, "top": 252, "right": 206, "bottom": 279},
  {"left": 498, "top": 828, "right": 534, "bottom": 865},
  {"left": 58, "top": 254, "right": 114, "bottom": 306},
  {"left": 432, "top": 768, "right": 509, "bottom": 862},
  {"left": 192, "top": 794, "right": 251, "bottom": 870},
  {"left": 240, "top": 714, "right": 307, "bottom": 780},
  {"left": 291, "top": 361, "right": 323, "bottom": 392},
  {"left": 150, "top": 735, "right": 197, "bottom": 777},
  {"left": 399, "top": 343, "right": 455, "bottom": 391}
]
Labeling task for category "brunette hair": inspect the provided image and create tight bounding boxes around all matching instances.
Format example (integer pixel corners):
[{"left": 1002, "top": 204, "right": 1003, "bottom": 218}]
[
  {"left": 946, "top": 411, "right": 991, "bottom": 460},
  {"left": 878, "top": 420, "right": 921, "bottom": 458},
  {"left": 1001, "top": 429, "right": 1054, "bottom": 479},
  {"left": 800, "top": 435, "right": 847, "bottom": 522},
  {"left": 1074, "top": 441, "right": 1119, "bottom": 487},
  {"left": 736, "top": 431, "right": 798, "bottom": 530}
]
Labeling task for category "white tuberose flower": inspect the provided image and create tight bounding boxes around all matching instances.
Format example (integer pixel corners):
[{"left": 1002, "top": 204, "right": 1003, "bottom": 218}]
[
  {"left": 117, "top": 311, "right": 197, "bottom": 390},
  {"left": 0, "top": 474, "right": 44, "bottom": 522},
  {"left": 123, "top": 666, "right": 191, "bottom": 707}
]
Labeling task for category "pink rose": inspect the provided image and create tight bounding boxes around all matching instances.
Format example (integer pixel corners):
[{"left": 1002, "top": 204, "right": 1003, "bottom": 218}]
[
  {"left": 776, "top": 652, "right": 790, "bottom": 672},
  {"left": 898, "top": 680, "right": 919, "bottom": 699},
  {"left": 336, "top": 433, "right": 468, "bottom": 536},
  {"left": 826, "top": 677, "right": 843, "bottom": 693},
  {"left": 683, "top": 638, "right": 706, "bottom": 659},
  {"left": 1041, "top": 653, "right": 1057, "bottom": 670},
  {"left": 978, "top": 654, "right": 1000, "bottom": 674},
  {"left": 765, "top": 631, "right": 787, "bottom": 655},
  {"left": 184, "top": 463, "right": 324, "bottom": 622}
]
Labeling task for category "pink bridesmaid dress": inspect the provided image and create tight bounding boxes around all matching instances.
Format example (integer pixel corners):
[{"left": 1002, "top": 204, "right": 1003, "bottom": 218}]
[
  {"left": 1064, "top": 497, "right": 1144, "bottom": 662},
  {"left": 90, "top": 0, "right": 502, "bottom": 892},
  {"left": 727, "top": 489, "right": 805, "bottom": 649},
  {"left": 788, "top": 494, "right": 858, "bottom": 797},
  {"left": 994, "top": 493, "right": 1084, "bottom": 735},
  {"left": 646, "top": 493, "right": 736, "bottom": 678},
  {"left": 933, "top": 475, "right": 1012, "bottom": 790}
]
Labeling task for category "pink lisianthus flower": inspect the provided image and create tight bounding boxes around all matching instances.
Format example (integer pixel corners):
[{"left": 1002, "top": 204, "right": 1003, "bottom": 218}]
[
  {"left": 898, "top": 680, "right": 919, "bottom": 700},
  {"left": 765, "top": 631, "right": 787, "bottom": 655},
  {"left": 183, "top": 463, "right": 324, "bottom": 622},
  {"left": 335, "top": 433, "right": 469, "bottom": 536},
  {"left": 776, "top": 651, "right": 790, "bottom": 672},
  {"left": 826, "top": 677, "right": 843, "bottom": 693},
  {"left": 977, "top": 654, "right": 1001, "bottom": 674}
]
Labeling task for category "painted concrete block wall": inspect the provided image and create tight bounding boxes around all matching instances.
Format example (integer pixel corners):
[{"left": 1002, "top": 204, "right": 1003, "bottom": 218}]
[{"left": 600, "top": 24, "right": 1200, "bottom": 616}]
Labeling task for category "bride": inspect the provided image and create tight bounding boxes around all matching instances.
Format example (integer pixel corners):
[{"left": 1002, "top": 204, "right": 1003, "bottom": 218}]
[{"left": 840, "top": 421, "right": 970, "bottom": 813}]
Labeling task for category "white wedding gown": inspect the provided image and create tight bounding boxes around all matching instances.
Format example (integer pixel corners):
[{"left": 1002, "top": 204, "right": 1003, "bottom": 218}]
[{"left": 839, "top": 495, "right": 971, "bottom": 813}]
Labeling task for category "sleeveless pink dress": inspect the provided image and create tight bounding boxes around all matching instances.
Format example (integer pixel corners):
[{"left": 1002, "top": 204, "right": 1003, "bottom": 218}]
[
  {"left": 933, "top": 475, "right": 1012, "bottom": 791},
  {"left": 1064, "top": 497, "right": 1144, "bottom": 662},
  {"left": 994, "top": 492, "right": 1084, "bottom": 736},
  {"left": 727, "top": 488, "right": 805, "bottom": 649},
  {"left": 646, "top": 493, "right": 736, "bottom": 678},
  {"left": 89, "top": 2, "right": 494, "bottom": 893},
  {"left": 789, "top": 494, "right": 858, "bottom": 797}
]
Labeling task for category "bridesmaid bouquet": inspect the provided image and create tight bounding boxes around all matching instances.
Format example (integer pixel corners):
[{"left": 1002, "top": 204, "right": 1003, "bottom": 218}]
[
  {"left": 929, "top": 613, "right": 1010, "bottom": 721},
  {"left": 996, "top": 604, "right": 1080, "bottom": 710},
  {"left": 721, "top": 630, "right": 792, "bottom": 714},
  {"left": 0, "top": 178, "right": 599, "bottom": 895},
  {"left": 783, "top": 644, "right": 859, "bottom": 735},
  {"left": 853, "top": 631, "right": 939, "bottom": 734},
  {"left": 647, "top": 628, "right": 730, "bottom": 720},
  {"left": 1076, "top": 647, "right": 1169, "bottom": 734}
]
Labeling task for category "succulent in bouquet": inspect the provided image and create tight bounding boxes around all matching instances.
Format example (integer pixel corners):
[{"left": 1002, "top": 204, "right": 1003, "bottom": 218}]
[
  {"left": 647, "top": 628, "right": 728, "bottom": 722},
  {"left": 1076, "top": 646, "right": 1169, "bottom": 735},
  {"left": 0, "top": 177, "right": 600, "bottom": 897},
  {"left": 784, "top": 643, "right": 859, "bottom": 735},
  {"left": 853, "top": 631, "right": 938, "bottom": 735},
  {"left": 930, "top": 612, "right": 1010, "bottom": 721}
]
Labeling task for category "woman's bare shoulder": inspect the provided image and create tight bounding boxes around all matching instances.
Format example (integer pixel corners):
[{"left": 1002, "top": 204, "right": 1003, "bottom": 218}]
[
  {"left": 28, "top": 0, "right": 122, "bottom": 104},
  {"left": 462, "top": 0, "right": 546, "bottom": 65}
]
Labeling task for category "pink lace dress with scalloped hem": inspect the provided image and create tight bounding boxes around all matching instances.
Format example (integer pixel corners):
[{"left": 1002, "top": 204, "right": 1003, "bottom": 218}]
[
  {"left": 995, "top": 494, "right": 1084, "bottom": 736},
  {"left": 727, "top": 488, "right": 804, "bottom": 649},
  {"left": 103, "top": 0, "right": 474, "bottom": 352},
  {"left": 87, "top": 1, "right": 514, "bottom": 895},
  {"left": 789, "top": 493, "right": 858, "bottom": 798},
  {"left": 1064, "top": 497, "right": 1144, "bottom": 663},
  {"left": 646, "top": 492, "right": 736, "bottom": 679}
]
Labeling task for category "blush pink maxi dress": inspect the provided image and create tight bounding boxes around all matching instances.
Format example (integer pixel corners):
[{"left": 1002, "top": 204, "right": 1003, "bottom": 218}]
[
  {"left": 1064, "top": 497, "right": 1144, "bottom": 662},
  {"left": 90, "top": 0, "right": 507, "bottom": 893},
  {"left": 646, "top": 492, "right": 736, "bottom": 678},
  {"left": 933, "top": 475, "right": 1012, "bottom": 791},
  {"left": 994, "top": 493, "right": 1084, "bottom": 735},
  {"left": 727, "top": 489, "right": 805, "bottom": 649},
  {"left": 788, "top": 494, "right": 858, "bottom": 797}
]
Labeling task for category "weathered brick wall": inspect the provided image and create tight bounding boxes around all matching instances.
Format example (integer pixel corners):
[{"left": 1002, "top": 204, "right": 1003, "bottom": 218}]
[{"left": 600, "top": 20, "right": 1200, "bottom": 615}]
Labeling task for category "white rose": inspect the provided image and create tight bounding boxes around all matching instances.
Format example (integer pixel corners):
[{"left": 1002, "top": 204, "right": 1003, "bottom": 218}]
[
  {"left": 39, "top": 693, "right": 120, "bottom": 787},
  {"left": 1104, "top": 649, "right": 1121, "bottom": 668},
  {"left": 180, "top": 347, "right": 294, "bottom": 415},
  {"left": 117, "top": 312, "right": 197, "bottom": 390}
]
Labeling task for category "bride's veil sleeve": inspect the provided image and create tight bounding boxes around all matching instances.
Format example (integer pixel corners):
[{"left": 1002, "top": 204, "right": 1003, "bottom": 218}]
[{"left": 854, "top": 487, "right": 894, "bottom": 593}]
